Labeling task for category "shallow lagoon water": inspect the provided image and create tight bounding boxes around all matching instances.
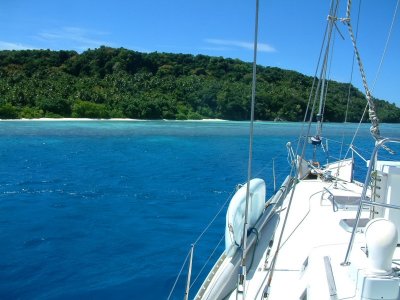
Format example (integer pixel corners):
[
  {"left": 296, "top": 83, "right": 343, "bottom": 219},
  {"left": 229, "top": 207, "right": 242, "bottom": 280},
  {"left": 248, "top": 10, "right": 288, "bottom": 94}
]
[{"left": 0, "top": 120, "right": 398, "bottom": 299}]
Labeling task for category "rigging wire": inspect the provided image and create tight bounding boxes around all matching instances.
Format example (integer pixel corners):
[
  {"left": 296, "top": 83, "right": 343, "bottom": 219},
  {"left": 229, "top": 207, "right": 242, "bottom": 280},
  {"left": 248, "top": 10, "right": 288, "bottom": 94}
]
[
  {"left": 189, "top": 234, "right": 225, "bottom": 289},
  {"left": 237, "top": 0, "right": 260, "bottom": 297},
  {"left": 371, "top": 0, "right": 400, "bottom": 90},
  {"left": 264, "top": 4, "right": 342, "bottom": 297},
  {"left": 192, "top": 188, "right": 235, "bottom": 246},
  {"left": 298, "top": 0, "right": 340, "bottom": 164},
  {"left": 337, "top": 0, "right": 362, "bottom": 182},
  {"left": 167, "top": 187, "right": 236, "bottom": 299},
  {"left": 340, "top": 0, "right": 361, "bottom": 158},
  {"left": 344, "top": 103, "right": 368, "bottom": 159},
  {"left": 294, "top": 3, "right": 332, "bottom": 161},
  {"left": 321, "top": 18, "right": 343, "bottom": 164},
  {"left": 167, "top": 248, "right": 192, "bottom": 300},
  {"left": 342, "top": 0, "right": 381, "bottom": 142},
  {"left": 171, "top": 1, "right": 399, "bottom": 298},
  {"left": 345, "top": 0, "right": 399, "bottom": 159}
]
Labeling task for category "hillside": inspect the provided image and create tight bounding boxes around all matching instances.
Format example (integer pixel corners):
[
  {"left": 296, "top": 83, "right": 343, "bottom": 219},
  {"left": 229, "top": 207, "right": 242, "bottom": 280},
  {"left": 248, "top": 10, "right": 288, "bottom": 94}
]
[{"left": 0, "top": 46, "right": 399, "bottom": 122}]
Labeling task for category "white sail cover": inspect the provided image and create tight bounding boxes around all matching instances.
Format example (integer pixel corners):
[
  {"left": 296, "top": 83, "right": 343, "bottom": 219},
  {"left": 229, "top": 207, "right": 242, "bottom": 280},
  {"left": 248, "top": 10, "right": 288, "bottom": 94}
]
[{"left": 225, "top": 178, "right": 266, "bottom": 257}]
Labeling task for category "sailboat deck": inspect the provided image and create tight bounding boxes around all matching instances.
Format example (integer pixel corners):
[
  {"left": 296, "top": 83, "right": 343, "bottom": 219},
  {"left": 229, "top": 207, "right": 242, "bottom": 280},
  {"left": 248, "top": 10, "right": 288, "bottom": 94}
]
[{"left": 247, "top": 178, "right": 374, "bottom": 299}]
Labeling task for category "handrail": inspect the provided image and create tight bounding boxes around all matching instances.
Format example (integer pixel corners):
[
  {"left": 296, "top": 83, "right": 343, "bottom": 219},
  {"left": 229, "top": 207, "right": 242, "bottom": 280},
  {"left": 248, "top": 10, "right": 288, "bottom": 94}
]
[
  {"left": 322, "top": 188, "right": 339, "bottom": 212},
  {"left": 341, "top": 137, "right": 400, "bottom": 266},
  {"left": 361, "top": 200, "right": 400, "bottom": 211},
  {"left": 349, "top": 144, "right": 368, "bottom": 163}
]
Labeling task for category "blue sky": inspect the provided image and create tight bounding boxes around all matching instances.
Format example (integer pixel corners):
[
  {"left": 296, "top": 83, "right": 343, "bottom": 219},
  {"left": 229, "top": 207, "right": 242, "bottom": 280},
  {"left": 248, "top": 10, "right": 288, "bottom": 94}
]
[{"left": 1, "top": 0, "right": 399, "bottom": 106}]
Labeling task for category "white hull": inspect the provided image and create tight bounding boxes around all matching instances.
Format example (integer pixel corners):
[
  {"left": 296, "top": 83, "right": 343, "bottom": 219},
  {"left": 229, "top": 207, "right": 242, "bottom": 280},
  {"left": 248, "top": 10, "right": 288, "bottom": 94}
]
[{"left": 195, "top": 152, "right": 400, "bottom": 299}]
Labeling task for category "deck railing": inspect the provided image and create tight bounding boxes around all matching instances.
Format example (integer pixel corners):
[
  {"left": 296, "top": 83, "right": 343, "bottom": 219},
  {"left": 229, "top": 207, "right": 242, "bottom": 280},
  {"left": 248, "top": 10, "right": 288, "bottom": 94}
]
[{"left": 342, "top": 137, "right": 400, "bottom": 266}]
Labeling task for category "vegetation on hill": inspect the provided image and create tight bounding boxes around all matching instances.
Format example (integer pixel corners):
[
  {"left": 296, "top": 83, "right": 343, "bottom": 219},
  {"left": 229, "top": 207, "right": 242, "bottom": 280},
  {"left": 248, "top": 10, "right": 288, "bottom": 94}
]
[{"left": 0, "top": 46, "right": 399, "bottom": 122}]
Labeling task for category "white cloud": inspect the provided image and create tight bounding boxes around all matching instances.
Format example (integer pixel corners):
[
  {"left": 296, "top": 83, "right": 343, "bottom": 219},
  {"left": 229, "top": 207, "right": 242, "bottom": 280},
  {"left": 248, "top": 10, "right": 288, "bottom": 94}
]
[
  {"left": 35, "top": 27, "right": 111, "bottom": 51},
  {"left": 0, "top": 27, "right": 112, "bottom": 52},
  {"left": 205, "top": 38, "right": 276, "bottom": 52},
  {"left": 0, "top": 41, "right": 36, "bottom": 50}
]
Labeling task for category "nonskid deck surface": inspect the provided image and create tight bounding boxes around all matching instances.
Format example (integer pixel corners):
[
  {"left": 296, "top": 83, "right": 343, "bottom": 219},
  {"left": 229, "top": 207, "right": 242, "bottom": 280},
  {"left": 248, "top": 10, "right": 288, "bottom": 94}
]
[
  {"left": 226, "top": 177, "right": 376, "bottom": 299},
  {"left": 264, "top": 178, "right": 368, "bottom": 299}
]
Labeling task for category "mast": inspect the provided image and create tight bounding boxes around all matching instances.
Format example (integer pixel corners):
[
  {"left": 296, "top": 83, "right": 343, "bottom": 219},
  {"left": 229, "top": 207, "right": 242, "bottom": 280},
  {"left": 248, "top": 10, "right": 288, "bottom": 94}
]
[
  {"left": 311, "top": 0, "right": 340, "bottom": 160},
  {"left": 237, "top": 0, "right": 259, "bottom": 298}
]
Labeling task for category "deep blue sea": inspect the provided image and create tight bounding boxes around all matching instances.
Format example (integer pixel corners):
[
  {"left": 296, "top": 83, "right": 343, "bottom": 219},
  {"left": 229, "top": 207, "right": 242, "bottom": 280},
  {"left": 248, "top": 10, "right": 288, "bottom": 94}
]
[{"left": 0, "top": 120, "right": 399, "bottom": 300}]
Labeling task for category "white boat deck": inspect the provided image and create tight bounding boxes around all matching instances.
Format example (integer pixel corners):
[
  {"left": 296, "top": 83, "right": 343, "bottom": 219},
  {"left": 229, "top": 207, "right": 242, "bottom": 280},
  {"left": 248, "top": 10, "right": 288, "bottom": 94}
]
[
  {"left": 233, "top": 177, "right": 397, "bottom": 299},
  {"left": 196, "top": 159, "right": 400, "bottom": 300},
  {"left": 265, "top": 179, "right": 368, "bottom": 299}
]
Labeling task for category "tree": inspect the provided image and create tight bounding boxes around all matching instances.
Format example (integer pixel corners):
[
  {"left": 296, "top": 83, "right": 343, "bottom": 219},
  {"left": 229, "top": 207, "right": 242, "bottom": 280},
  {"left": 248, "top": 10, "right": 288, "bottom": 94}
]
[
  {"left": 0, "top": 103, "right": 19, "bottom": 119},
  {"left": 72, "top": 100, "right": 109, "bottom": 118},
  {"left": 37, "top": 98, "right": 71, "bottom": 116},
  {"left": 0, "top": 48, "right": 398, "bottom": 122}
]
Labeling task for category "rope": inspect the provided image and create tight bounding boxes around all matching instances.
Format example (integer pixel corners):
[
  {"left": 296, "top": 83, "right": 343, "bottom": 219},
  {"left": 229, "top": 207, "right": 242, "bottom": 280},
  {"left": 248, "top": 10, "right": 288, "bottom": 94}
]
[
  {"left": 247, "top": 228, "right": 260, "bottom": 271},
  {"left": 341, "top": 0, "right": 381, "bottom": 141},
  {"left": 341, "top": 0, "right": 398, "bottom": 155}
]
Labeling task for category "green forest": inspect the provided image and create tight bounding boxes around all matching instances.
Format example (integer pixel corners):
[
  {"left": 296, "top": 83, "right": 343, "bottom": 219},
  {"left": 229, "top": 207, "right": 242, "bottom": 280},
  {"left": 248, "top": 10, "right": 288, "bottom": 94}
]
[{"left": 0, "top": 46, "right": 399, "bottom": 122}]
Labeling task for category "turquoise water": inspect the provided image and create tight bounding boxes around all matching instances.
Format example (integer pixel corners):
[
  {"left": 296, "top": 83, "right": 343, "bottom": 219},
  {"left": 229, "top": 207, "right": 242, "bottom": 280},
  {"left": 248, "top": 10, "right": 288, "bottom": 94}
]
[{"left": 0, "top": 121, "right": 398, "bottom": 299}]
